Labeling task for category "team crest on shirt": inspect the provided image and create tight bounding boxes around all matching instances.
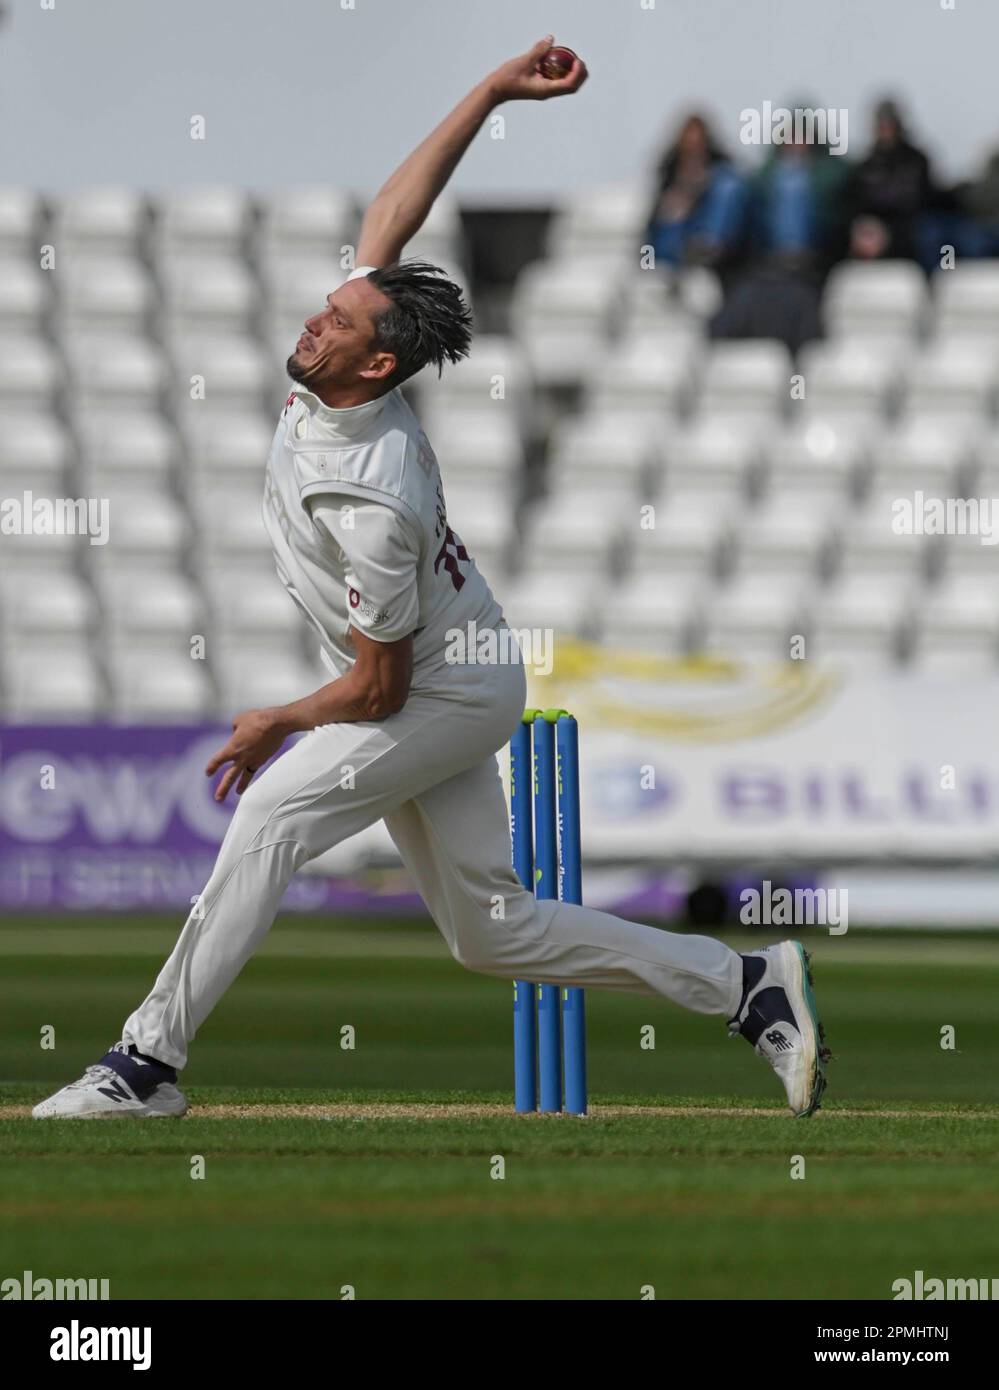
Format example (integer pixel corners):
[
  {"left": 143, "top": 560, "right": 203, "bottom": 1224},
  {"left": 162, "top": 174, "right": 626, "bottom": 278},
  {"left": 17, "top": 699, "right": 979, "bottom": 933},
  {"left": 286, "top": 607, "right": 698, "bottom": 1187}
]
[{"left": 348, "top": 585, "right": 388, "bottom": 627}]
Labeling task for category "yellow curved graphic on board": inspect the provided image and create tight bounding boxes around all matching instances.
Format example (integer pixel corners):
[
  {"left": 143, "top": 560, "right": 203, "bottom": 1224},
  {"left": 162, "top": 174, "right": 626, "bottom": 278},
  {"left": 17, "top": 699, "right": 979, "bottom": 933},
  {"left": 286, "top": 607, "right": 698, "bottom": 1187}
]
[{"left": 526, "top": 636, "right": 840, "bottom": 742}]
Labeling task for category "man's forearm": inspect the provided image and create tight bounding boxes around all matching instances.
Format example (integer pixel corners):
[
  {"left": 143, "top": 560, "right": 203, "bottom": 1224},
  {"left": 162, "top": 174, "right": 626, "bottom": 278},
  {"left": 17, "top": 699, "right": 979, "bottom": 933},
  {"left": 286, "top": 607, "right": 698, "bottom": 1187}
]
[
  {"left": 274, "top": 671, "right": 402, "bottom": 734},
  {"left": 358, "top": 77, "right": 498, "bottom": 263}
]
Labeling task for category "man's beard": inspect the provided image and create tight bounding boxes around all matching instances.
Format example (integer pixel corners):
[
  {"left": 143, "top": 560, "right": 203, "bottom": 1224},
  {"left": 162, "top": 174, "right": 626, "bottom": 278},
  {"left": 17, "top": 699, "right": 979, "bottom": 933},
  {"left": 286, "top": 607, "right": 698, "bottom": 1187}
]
[{"left": 286, "top": 352, "right": 316, "bottom": 387}]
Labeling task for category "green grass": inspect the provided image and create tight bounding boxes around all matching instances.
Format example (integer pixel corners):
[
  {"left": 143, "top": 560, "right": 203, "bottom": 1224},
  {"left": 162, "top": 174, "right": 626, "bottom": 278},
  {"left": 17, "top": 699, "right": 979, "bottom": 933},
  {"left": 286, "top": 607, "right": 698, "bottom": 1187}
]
[{"left": 1, "top": 917, "right": 998, "bottom": 1298}]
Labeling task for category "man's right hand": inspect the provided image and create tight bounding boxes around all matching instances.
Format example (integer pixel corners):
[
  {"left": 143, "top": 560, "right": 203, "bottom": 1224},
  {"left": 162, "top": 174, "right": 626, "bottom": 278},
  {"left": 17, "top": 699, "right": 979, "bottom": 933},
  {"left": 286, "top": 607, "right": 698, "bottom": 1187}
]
[{"left": 488, "top": 36, "right": 588, "bottom": 104}]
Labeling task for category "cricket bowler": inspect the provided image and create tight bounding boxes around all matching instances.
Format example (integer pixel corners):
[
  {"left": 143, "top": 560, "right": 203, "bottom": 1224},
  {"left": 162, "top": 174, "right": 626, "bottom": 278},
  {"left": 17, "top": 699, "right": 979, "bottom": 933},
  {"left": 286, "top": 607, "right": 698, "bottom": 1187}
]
[{"left": 35, "top": 38, "right": 830, "bottom": 1121}]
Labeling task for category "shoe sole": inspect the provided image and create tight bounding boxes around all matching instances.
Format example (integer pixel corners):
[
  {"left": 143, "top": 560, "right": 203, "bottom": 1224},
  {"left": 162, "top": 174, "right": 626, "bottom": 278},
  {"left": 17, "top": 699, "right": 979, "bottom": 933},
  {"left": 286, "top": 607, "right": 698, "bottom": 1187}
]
[{"left": 788, "top": 940, "right": 829, "bottom": 1117}]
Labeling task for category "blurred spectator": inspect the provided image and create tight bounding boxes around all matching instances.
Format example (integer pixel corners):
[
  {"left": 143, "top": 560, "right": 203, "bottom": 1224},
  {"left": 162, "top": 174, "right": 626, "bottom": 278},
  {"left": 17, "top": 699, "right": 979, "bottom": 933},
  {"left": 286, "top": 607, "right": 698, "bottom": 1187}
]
[
  {"left": 956, "top": 145, "right": 999, "bottom": 256},
  {"left": 847, "top": 99, "right": 934, "bottom": 263},
  {"left": 646, "top": 114, "right": 748, "bottom": 271},
  {"left": 711, "top": 124, "right": 849, "bottom": 354}
]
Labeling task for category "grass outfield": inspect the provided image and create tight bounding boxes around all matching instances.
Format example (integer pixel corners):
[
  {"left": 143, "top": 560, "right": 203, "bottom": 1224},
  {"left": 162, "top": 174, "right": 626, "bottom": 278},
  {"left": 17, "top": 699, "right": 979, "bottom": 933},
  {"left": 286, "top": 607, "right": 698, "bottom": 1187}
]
[{"left": 1, "top": 916, "right": 998, "bottom": 1299}]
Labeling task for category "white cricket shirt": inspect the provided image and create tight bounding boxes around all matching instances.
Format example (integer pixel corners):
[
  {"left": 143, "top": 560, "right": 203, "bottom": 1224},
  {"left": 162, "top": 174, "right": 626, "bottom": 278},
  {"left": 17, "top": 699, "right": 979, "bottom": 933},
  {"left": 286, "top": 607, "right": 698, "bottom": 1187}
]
[{"left": 262, "top": 271, "right": 502, "bottom": 689}]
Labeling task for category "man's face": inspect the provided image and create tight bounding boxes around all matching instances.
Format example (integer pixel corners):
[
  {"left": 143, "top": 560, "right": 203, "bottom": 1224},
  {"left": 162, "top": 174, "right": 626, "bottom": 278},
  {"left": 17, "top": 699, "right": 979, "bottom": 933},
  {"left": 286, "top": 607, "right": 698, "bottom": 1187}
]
[{"left": 286, "top": 276, "right": 396, "bottom": 397}]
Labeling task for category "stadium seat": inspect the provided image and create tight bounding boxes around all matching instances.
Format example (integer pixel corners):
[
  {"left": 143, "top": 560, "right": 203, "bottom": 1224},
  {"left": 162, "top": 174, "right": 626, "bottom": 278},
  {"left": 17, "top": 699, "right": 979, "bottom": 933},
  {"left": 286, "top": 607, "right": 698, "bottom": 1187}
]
[
  {"left": 0, "top": 569, "right": 96, "bottom": 639},
  {"left": 625, "top": 489, "right": 735, "bottom": 578},
  {"left": 155, "top": 186, "right": 252, "bottom": 260},
  {"left": 0, "top": 333, "right": 61, "bottom": 408},
  {"left": 196, "top": 486, "right": 272, "bottom": 561},
  {"left": 64, "top": 332, "right": 167, "bottom": 413},
  {"left": 58, "top": 254, "right": 155, "bottom": 334},
  {"left": 162, "top": 255, "right": 258, "bottom": 335},
  {"left": 167, "top": 331, "right": 273, "bottom": 414},
  {"left": 823, "top": 260, "right": 927, "bottom": 341},
  {"left": 403, "top": 195, "right": 466, "bottom": 272},
  {"left": 0, "top": 187, "right": 41, "bottom": 256},
  {"left": 697, "top": 340, "right": 791, "bottom": 421},
  {"left": 417, "top": 334, "right": 532, "bottom": 433},
  {"left": 666, "top": 417, "right": 763, "bottom": 499},
  {"left": 765, "top": 417, "right": 870, "bottom": 501},
  {"left": 808, "top": 572, "right": 914, "bottom": 668},
  {"left": 546, "top": 411, "right": 663, "bottom": 493},
  {"left": 546, "top": 183, "right": 648, "bottom": 264},
  {"left": 427, "top": 409, "right": 526, "bottom": 485},
  {"left": 914, "top": 573, "right": 999, "bottom": 664},
  {"left": 52, "top": 187, "right": 147, "bottom": 258},
  {"left": 215, "top": 643, "right": 320, "bottom": 711},
  {"left": 601, "top": 572, "right": 703, "bottom": 651},
  {"left": 835, "top": 490, "right": 932, "bottom": 578},
  {"left": 257, "top": 186, "right": 358, "bottom": 263},
  {"left": 901, "top": 339, "right": 999, "bottom": 419},
  {"left": 76, "top": 408, "right": 179, "bottom": 492},
  {"left": 0, "top": 255, "right": 49, "bottom": 332},
  {"left": 86, "top": 486, "right": 190, "bottom": 566},
  {"left": 583, "top": 333, "right": 700, "bottom": 420},
  {"left": 701, "top": 573, "right": 807, "bottom": 660},
  {"left": 869, "top": 417, "right": 979, "bottom": 495},
  {"left": 933, "top": 261, "right": 999, "bottom": 339},
  {"left": 798, "top": 337, "right": 902, "bottom": 420},
  {"left": 202, "top": 564, "right": 305, "bottom": 641},
  {"left": 0, "top": 413, "right": 72, "bottom": 495},
  {"left": 730, "top": 495, "right": 838, "bottom": 579},
  {"left": 619, "top": 266, "right": 724, "bottom": 338},
  {"left": 109, "top": 646, "right": 216, "bottom": 721},
  {"left": 181, "top": 409, "right": 275, "bottom": 483},
  {"left": 510, "top": 256, "right": 619, "bottom": 387},
  {"left": 2, "top": 638, "right": 105, "bottom": 720},
  {"left": 97, "top": 567, "right": 203, "bottom": 642}
]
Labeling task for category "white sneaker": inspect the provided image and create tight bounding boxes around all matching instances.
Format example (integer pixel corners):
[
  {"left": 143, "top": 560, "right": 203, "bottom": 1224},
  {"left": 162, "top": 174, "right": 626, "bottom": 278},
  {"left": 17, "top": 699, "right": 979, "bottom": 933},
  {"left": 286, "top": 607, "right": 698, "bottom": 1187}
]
[
  {"left": 33, "top": 1065, "right": 188, "bottom": 1119},
  {"left": 728, "top": 940, "right": 830, "bottom": 1117}
]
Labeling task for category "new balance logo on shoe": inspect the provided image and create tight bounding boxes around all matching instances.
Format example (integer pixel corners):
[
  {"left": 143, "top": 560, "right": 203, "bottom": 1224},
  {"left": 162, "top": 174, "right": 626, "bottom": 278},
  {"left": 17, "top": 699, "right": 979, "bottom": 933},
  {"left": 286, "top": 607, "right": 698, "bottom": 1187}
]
[
  {"left": 765, "top": 1029, "right": 794, "bottom": 1053},
  {"left": 95, "top": 1078, "right": 131, "bottom": 1104}
]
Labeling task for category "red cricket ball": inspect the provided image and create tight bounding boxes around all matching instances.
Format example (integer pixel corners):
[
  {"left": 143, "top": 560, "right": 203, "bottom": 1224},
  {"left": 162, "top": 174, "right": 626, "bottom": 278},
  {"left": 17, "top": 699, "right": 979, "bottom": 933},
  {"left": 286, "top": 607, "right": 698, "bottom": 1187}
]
[{"left": 537, "top": 46, "right": 577, "bottom": 80}]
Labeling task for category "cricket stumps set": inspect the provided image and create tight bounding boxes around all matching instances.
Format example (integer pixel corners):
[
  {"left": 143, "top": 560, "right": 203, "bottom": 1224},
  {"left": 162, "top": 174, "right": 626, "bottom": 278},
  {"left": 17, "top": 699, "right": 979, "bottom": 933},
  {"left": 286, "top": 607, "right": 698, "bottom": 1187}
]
[{"left": 510, "top": 708, "right": 587, "bottom": 1116}]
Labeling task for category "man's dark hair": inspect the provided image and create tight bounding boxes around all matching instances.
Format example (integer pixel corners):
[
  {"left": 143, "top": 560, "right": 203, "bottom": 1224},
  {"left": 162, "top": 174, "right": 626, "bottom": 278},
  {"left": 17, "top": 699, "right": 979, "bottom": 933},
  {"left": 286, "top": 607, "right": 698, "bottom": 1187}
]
[{"left": 365, "top": 259, "right": 473, "bottom": 386}]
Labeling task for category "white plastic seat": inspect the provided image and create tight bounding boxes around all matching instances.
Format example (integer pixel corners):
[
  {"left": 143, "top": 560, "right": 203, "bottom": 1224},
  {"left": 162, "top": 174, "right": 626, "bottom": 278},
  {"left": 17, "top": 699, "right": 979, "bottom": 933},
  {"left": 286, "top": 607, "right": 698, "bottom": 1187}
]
[
  {"left": 798, "top": 338, "right": 902, "bottom": 419},
  {"left": 76, "top": 408, "right": 179, "bottom": 490},
  {"left": 902, "top": 340, "right": 999, "bottom": 418},
  {"left": 162, "top": 256, "right": 256, "bottom": 334},
  {"left": 620, "top": 267, "right": 723, "bottom": 337},
  {"left": 824, "top": 261, "right": 927, "bottom": 340},
  {"left": 702, "top": 573, "right": 806, "bottom": 659},
  {"left": 64, "top": 332, "right": 166, "bottom": 412},
  {"left": 547, "top": 412, "right": 662, "bottom": 493},
  {"left": 0, "top": 256, "right": 48, "bottom": 331},
  {"left": 109, "top": 646, "right": 215, "bottom": 721},
  {"left": 403, "top": 196, "right": 466, "bottom": 272},
  {"left": 89, "top": 486, "right": 189, "bottom": 564},
  {"left": 52, "top": 186, "right": 146, "bottom": 258},
  {"left": 197, "top": 486, "right": 270, "bottom": 560},
  {"left": 0, "top": 187, "right": 41, "bottom": 255},
  {"left": 155, "top": 186, "right": 252, "bottom": 260},
  {"left": 547, "top": 183, "right": 648, "bottom": 264},
  {"left": 258, "top": 186, "right": 358, "bottom": 262},
  {"left": 215, "top": 645, "right": 319, "bottom": 711},
  {"left": 203, "top": 565, "right": 304, "bottom": 640},
  {"left": 500, "top": 571, "right": 603, "bottom": 639},
  {"left": 698, "top": 340, "right": 791, "bottom": 420},
  {"left": 603, "top": 572, "right": 703, "bottom": 649},
  {"left": 584, "top": 334, "right": 700, "bottom": 419},
  {"left": 0, "top": 413, "right": 72, "bottom": 493},
  {"left": 869, "top": 417, "right": 979, "bottom": 494},
  {"left": 625, "top": 490, "right": 734, "bottom": 577},
  {"left": 765, "top": 417, "right": 870, "bottom": 504},
  {"left": 182, "top": 409, "right": 274, "bottom": 483},
  {"left": 441, "top": 481, "right": 518, "bottom": 555},
  {"left": 417, "top": 334, "right": 532, "bottom": 428},
  {"left": 0, "top": 570, "right": 95, "bottom": 637},
  {"left": 666, "top": 418, "right": 762, "bottom": 497},
  {"left": 511, "top": 257, "right": 619, "bottom": 387},
  {"left": 59, "top": 255, "right": 154, "bottom": 333},
  {"left": 427, "top": 409, "right": 526, "bottom": 485},
  {"left": 523, "top": 483, "right": 633, "bottom": 571},
  {"left": 0, "top": 334, "right": 60, "bottom": 407},
  {"left": 933, "top": 262, "right": 999, "bottom": 339},
  {"left": 4, "top": 643, "right": 103, "bottom": 720},
  {"left": 168, "top": 332, "right": 272, "bottom": 412},
  {"left": 835, "top": 491, "right": 930, "bottom": 577},
  {"left": 98, "top": 568, "right": 203, "bottom": 641},
  {"left": 809, "top": 572, "right": 913, "bottom": 665},
  {"left": 731, "top": 496, "right": 836, "bottom": 578}
]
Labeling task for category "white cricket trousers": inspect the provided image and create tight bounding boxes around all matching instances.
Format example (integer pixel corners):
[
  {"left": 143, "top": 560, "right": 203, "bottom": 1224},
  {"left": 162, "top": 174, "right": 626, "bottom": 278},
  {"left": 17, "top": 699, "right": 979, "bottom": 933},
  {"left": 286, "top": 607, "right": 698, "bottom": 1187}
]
[{"left": 123, "top": 656, "right": 743, "bottom": 1069}]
